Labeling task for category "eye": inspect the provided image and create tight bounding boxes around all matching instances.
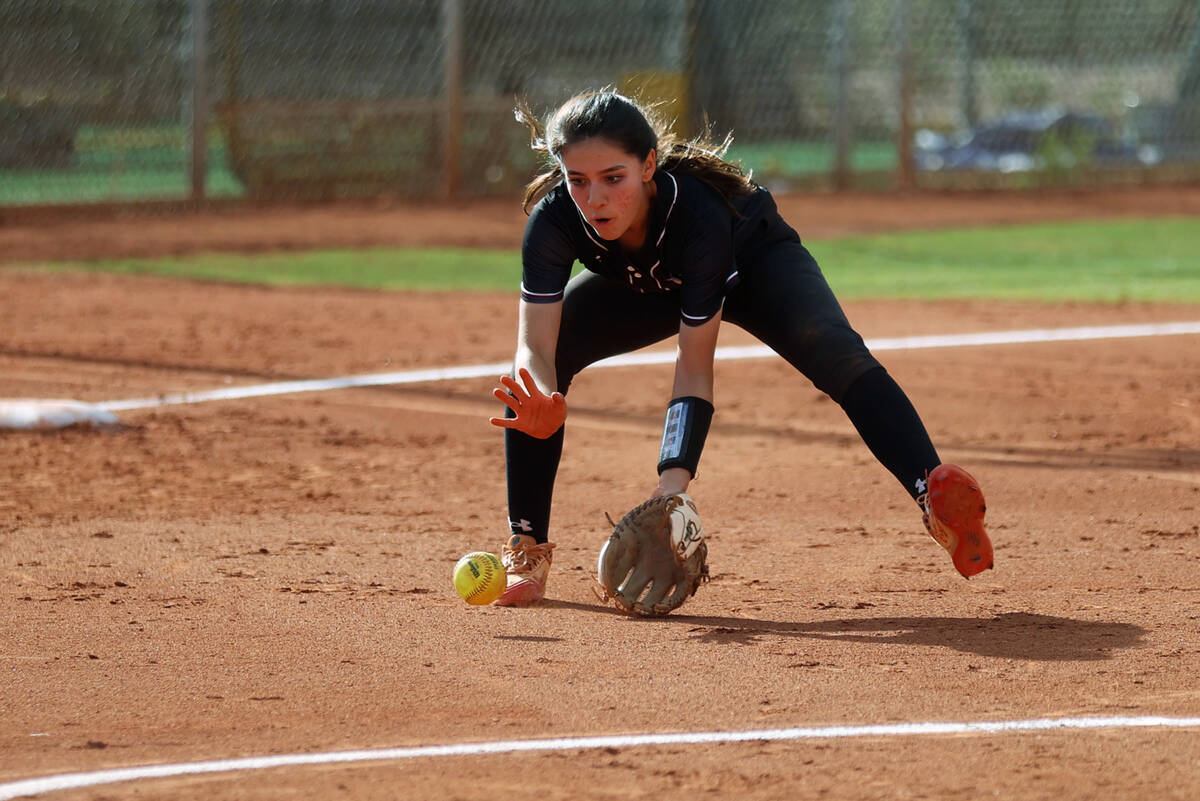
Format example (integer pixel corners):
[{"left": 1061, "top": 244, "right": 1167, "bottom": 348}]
[
  {"left": 568, "top": 177, "right": 586, "bottom": 187},
  {"left": 606, "top": 175, "right": 623, "bottom": 184}
]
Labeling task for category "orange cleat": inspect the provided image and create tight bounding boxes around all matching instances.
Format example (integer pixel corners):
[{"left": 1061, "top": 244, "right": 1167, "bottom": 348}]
[
  {"left": 920, "top": 464, "right": 994, "bottom": 578},
  {"left": 494, "top": 534, "right": 556, "bottom": 606}
]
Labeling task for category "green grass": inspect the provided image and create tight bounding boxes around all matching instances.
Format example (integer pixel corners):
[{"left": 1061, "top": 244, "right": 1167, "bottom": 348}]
[
  {"left": 0, "top": 165, "right": 244, "bottom": 204},
  {"left": 48, "top": 247, "right": 525, "bottom": 291},
  {"left": 0, "top": 124, "right": 244, "bottom": 205},
  {"left": 728, "top": 140, "right": 897, "bottom": 176},
  {"left": 32, "top": 218, "right": 1200, "bottom": 303},
  {"left": 811, "top": 218, "right": 1200, "bottom": 302},
  {"left": 1, "top": 130, "right": 883, "bottom": 206}
]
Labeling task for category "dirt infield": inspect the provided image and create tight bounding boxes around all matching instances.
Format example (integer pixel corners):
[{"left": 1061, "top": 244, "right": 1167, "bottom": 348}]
[
  {"left": 2, "top": 189, "right": 1199, "bottom": 799},
  {"left": 4, "top": 184, "right": 1200, "bottom": 263}
]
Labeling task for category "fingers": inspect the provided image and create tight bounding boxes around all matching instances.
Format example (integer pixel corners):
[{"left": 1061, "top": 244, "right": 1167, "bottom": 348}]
[
  {"left": 496, "top": 370, "right": 558, "bottom": 403},
  {"left": 489, "top": 382, "right": 523, "bottom": 431},
  {"left": 497, "top": 374, "right": 529, "bottom": 402},
  {"left": 520, "top": 367, "right": 558, "bottom": 399},
  {"left": 496, "top": 369, "right": 564, "bottom": 404},
  {"left": 492, "top": 387, "right": 521, "bottom": 414},
  {"left": 517, "top": 367, "right": 538, "bottom": 395},
  {"left": 490, "top": 371, "right": 567, "bottom": 439}
]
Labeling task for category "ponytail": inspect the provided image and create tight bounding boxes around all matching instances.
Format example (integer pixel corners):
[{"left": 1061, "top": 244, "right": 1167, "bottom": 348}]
[{"left": 514, "top": 99, "right": 564, "bottom": 214}]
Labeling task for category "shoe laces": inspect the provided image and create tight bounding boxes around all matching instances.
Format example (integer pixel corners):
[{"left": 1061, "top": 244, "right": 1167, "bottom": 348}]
[
  {"left": 502, "top": 538, "right": 555, "bottom": 574},
  {"left": 916, "top": 468, "right": 934, "bottom": 533},
  {"left": 916, "top": 489, "right": 932, "bottom": 533}
]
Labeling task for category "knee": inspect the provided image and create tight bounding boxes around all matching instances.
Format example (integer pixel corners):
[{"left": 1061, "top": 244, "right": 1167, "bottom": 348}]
[
  {"left": 794, "top": 322, "right": 880, "bottom": 402},
  {"left": 553, "top": 350, "right": 583, "bottom": 397}
]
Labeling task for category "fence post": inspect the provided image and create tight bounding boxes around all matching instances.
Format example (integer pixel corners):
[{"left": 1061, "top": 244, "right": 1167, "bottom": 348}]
[
  {"left": 895, "top": 0, "right": 915, "bottom": 190},
  {"left": 443, "top": 0, "right": 463, "bottom": 200},
  {"left": 682, "top": 0, "right": 698, "bottom": 137},
  {"left": 958, "top": 0, "right": 977, "bottom": 129},
  {"left": 830, "top": 0, "right": 852, "bottom": 190},
  {"left": 190, "top": 0, "right": 210, "bottom": 203}
]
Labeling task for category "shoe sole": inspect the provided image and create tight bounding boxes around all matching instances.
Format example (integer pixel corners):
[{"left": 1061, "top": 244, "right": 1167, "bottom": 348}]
[
  {"left": 927, "top": 465, "right": 994, "bottom": 578},
  {"left": 493, "top": 578, "right": 546, "bottom": 607}
]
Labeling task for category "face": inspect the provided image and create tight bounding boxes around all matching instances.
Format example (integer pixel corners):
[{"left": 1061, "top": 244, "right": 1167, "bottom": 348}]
[{"left": 559, "top": 137, "right": 656, "bottom": 244}]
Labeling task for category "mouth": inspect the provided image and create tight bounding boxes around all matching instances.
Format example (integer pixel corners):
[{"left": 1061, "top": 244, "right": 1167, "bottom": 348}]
[{"left": 591, "top": 216, "right": 614, "bottom": 228}]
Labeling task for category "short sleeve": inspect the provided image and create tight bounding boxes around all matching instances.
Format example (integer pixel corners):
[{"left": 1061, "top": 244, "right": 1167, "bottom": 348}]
[
  {"left": 676, "top": 192, "right": 735, "bottom": 326},
  {"left": 520, "top": 192, "right": 576, "bottom": 303}
]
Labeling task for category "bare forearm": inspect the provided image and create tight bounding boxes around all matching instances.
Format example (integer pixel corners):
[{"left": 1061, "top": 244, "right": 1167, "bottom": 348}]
[
  {"left": 670, "top": 315, "right": 719, "bottom": 401},
  {"left": 658, "top": 315, "right": 721, "bottom": 495},
  {"left": 670, "top": 357, "right": 714, "bottom": 402},
  {"left": 514, "top": 345, "right": 558, "bottom": 395},
  {"left": 514, "top": 299, "right": 562, "bottom": 395}
]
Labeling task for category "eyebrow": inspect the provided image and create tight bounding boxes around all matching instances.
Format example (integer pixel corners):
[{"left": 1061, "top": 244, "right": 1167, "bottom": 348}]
[{"left": 565, "top": 165, "right": 628, "bottom": 176}]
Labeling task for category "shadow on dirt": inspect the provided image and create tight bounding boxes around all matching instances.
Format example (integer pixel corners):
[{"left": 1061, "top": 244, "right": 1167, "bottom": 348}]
[
  {"left": 542, "top": 601, "right": 1145, "bottom": 661},
  {"left": 678, "top": 611, "right": 1146, "bottom": 661},
  {"left": 961, "top": 445, "right": 1200, "bottom": 474}
]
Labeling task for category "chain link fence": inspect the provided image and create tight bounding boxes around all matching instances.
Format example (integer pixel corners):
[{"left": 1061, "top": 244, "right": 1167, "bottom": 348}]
[{"left": 2, "top": 0, "right": 1199, "bottom": 208}]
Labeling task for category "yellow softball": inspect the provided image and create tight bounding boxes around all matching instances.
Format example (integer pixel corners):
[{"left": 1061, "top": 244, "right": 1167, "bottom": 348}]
[{"left": 452, "top": 551, "right": 506, "bottom": 605}]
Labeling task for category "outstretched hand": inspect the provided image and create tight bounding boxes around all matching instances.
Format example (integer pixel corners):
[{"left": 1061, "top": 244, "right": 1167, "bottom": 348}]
[{"left": 489, "top": 368, "right": 567, "bottom": 439}]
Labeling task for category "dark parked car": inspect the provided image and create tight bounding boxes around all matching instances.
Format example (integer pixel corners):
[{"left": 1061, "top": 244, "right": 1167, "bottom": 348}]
[{"left": 914, "top": 107, "right": 1161, "bottom": 173}]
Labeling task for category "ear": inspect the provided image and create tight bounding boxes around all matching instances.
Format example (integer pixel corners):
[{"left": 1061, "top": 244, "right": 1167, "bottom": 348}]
[{"left": 642, "top": 148, "right": 657, "bottom": 181}]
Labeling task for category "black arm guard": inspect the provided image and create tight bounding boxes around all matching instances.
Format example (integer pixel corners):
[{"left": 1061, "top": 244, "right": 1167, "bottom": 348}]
[{"left": 657, "top": 396, "right": 714, "bottom": 477}]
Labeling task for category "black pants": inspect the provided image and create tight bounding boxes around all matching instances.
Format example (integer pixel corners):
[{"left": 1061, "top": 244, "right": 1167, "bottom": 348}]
[{"left": 505, "top": 241, "right": 941, "bottom": 542}]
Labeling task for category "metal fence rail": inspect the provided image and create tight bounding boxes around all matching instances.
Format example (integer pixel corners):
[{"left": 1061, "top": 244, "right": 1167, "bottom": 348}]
[{"left": 2, "top": 0, "right": 1198, "bottom": 209}]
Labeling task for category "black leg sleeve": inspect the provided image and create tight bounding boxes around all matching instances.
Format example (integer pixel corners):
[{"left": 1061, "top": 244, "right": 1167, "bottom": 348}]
[
  {"left": 504, "top": 406, "right": 564, "bottom": 545},
  {"left": 839, "top": 366, "right": 941, "bottom": 502},
  {"left": 502, "top": 271, "right": 681, "bottom": 544}
]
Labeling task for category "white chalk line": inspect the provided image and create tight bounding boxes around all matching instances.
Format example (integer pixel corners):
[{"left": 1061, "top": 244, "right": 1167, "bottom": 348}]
[
  {"left": 96, "top": 321, "right": 1200, "bottom": 413},
  {"left": 3, "top": 715, "right": 1199, "bottom": 799}
]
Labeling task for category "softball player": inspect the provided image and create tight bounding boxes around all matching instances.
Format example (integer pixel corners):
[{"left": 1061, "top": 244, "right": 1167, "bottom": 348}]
[{"left": 489, "top": 90, "right": 992, "bottom": 606}]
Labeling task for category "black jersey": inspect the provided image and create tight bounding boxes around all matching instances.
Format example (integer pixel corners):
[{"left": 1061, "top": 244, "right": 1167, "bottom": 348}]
[{"left": 520, "top": 170, "right": 800, "bottom": 326}]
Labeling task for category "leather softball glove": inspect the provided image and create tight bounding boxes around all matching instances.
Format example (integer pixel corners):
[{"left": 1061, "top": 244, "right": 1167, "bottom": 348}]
[{"left": 596, "top": 493, "right": 709, "bottom": 617}]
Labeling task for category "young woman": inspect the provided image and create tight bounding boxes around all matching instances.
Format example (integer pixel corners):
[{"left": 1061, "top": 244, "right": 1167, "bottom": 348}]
[{"left": 488, "top": 90, "right": 992, "bottom": 607}]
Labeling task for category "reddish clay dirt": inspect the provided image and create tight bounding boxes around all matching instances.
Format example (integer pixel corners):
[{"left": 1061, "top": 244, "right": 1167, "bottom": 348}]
[
  {"left": 2, "top": 188, "right": 1199, "bottom": 800},
  {"left": 4, "top": 184, "right": 1200, "bottom": 262}
]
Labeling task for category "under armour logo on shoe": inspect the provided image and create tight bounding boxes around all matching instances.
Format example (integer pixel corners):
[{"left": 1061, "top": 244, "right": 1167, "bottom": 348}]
[
  {"left": 509, "top": 518, "right": 533, "bottom": 533},
  {"left": 914, "top": 477, "right": 928, "bottom": 495}
]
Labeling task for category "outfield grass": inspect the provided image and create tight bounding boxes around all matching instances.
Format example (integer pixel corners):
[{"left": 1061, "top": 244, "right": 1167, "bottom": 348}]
[
  {"left": 813, "top": 218, "right": 1200, "bottom": 302},
  {"left": 50, "top": 247, "right": 523, "bottom": 291},
  {"left": 0, "top": 125, "right": 246, "bottom": 205},
  {"left": 0, "top": 128, "right": 866, "bottom": 206},
  {"left": 728, "top": 140, "right": 896, "bottom": 176},
  {"left": 36, "top": 217, "right": 1200, "bottom": 303}
]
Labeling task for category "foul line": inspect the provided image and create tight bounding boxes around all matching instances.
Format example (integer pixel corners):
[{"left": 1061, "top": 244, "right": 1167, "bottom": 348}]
[
  {"left": 3, "top": 715, "right": 1199, "bottom": 799},
  {"left": 96, "top": 321, "right": 1200, "bottom": 413}
]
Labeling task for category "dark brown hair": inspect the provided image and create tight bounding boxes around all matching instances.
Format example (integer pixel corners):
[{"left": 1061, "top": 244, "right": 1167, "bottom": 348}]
[{"left": 515, "top": 89, "right": 755, "bottom": 214}]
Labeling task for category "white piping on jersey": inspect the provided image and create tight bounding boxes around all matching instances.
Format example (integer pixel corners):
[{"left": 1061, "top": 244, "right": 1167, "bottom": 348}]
[
  {"left": 520, "top": 282, "right": 563, "bottom": 299},
  {"left": 576, "top": 207, "right": 609, "bottom": 251},
  {"left": 642, "top": 172, "right": 679, "bottom": 291},
  {"left": 681, "top": 296, "right": 725, "bottom": 325},
  {"left": 657, "top": 172, "right": 679, "bottom": 246}
]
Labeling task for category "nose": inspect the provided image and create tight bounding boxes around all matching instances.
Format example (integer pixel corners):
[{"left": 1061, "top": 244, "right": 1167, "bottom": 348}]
[{"left": 587, "top": 183, "right": 606, "bottom": 208}]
